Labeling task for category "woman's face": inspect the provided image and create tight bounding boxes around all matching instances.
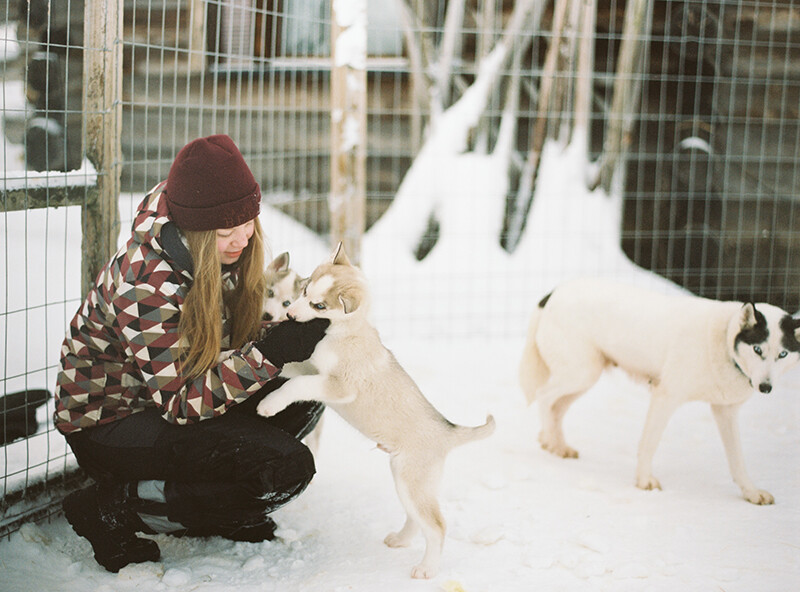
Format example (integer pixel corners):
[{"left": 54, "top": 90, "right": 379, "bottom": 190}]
[{"left": 216, "top": 219, "right": 255, "bottom": 265}]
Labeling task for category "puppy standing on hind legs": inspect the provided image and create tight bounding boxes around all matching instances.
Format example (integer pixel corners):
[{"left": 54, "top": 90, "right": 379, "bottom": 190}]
[
  {"left": 257, "top": 243, "right": 496, "bottom": 579},
  {"left": 519, "top": 278, "right": 800, "bottom": 504}
]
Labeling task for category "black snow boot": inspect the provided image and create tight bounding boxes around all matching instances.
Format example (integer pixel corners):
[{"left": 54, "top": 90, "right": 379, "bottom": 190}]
[
  {"left": 63, "top": 482, "right": 160, "bottom": 572},
  {"left": 174, "top": 516, "right": 278, "bottom": 543},
  {"left": 218, "top": 517, "right": 278, "bottom": 542}
]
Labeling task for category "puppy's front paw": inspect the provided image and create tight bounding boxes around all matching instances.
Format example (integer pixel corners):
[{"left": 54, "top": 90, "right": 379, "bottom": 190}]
[
  {"left": 743, "top": 488, "right": 774, "bottom": 505},
  {"left": 256, "top": 397, "right": 283, "bottom": 417}
]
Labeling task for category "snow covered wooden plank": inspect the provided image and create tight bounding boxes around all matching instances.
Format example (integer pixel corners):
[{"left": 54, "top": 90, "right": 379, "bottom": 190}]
[
  {"left": 1, "top": 161, "right": 98, "bottom": 212},
  {"left": 330, "top": 0, "right": 367, "bottom": 264}
]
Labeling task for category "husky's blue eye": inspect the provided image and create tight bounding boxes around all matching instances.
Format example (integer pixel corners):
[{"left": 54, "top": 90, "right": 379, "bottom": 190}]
[
  {"left": 778, "top": 350, "right": 788, "bottom": 359},
  {"left": 312, "top": 302, "right": 326, "bottom": 311},
  {"left": 753, "top": 345, "right": 763, "bottom": 356},
  {"left": 282, "top": 300, "right": 291, "bottom": 307},
  {"left": 267, "top": 289, "right": 275, "bottom": 298}
]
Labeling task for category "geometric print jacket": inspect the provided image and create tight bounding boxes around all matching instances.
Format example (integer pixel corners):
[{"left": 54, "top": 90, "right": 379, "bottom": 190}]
[{"left": 54, "top": 184, "right": 280, "bottom": 434}]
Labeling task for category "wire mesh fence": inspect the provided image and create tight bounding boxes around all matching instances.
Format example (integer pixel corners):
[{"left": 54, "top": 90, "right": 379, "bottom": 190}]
[{"left": 1, "top": 0, "right": 798, "bottom": 537}]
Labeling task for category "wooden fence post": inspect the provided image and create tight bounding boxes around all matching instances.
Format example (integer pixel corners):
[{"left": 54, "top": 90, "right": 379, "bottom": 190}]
[
  {"left": 82, "top": 0, "right": 122, "bottom": 296},
  {"left": 188, "top": 0, "right": 207, "bottom": 73},
  {"left": 330, "top": 0, "right": 367, "bottom": 264}
]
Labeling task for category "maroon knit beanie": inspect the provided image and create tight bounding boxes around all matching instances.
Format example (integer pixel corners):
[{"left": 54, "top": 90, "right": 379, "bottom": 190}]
[{"left": 165, "top": 134, "right": 261, "bottom": 230}]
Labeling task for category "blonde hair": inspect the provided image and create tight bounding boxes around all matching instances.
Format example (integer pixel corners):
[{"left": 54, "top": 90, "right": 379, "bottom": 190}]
[{"left": 178, "top": 218, "right": 266, "bottom": 379}]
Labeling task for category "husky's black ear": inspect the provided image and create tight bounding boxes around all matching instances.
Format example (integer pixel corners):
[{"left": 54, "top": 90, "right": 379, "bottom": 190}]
[
  {"left": 793, "top": 316, "right": 800, "bottom": 342},
  {"left": 268, "top": 252, "right": 290, "bottom": 272},
  {"left": 330, "top": 242, "right": 352, "bottom": 266},
  {"left": 739, "top": 303, "right": 758, "bottom": 329}
]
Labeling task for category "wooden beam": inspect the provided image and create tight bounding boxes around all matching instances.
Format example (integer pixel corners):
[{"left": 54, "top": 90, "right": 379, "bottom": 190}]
[
  {"left": 82, "top": 0, "right": 123, "bottom": 296},
  {"left": 1, "top": 169, "right": 97, "bottom": 212},
  {"left": 330, "top": 0, "right": 367, "bottom": 264},
  {"left": 188, "top": 0, "right": 207, "bottom": 73}
]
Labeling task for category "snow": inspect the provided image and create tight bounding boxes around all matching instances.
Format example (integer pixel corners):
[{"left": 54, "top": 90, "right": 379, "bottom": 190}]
[
  {"left": 333, "top": 0, "right": 367, "bottom": 70},
  {"left": 0, "top": 158, "right": 98, "bottom": 191},
  {"left": 2, "top": 340, "right": 799, "bottom": 591},
  {"left": 0, "top": 22, "right": 21, "bottom": 64},
  {"left": 2, "top": 72, "right": 799, "bottom": 591}
]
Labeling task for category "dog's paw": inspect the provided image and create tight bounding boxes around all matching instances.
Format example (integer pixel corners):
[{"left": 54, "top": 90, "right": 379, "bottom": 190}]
[
  {"left": 410, "top": 563, "right": 437, "bottom": 579},
  {"left": 743, "top": 488, "right": 774, "bottom": 505},
  {"left": 636, "top": 475, "right": 662, "bottom": 491},
  {"left": 540, "top": 440, "right": 579, "bottom": 459},
  {"left": 383, "top": 532, "right": 410, "bottom": 548},
  {"left": 256, "top": 397, "right": 283, "bottom": 417}
]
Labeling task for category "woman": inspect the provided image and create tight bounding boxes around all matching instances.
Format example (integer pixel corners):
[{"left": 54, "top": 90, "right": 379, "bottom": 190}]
[{"left": 54, "top": 134, "right": 329, "bottom": 572}]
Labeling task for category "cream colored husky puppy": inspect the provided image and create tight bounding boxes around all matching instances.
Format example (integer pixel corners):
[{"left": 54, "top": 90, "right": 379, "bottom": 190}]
[
  {"left": 263, "top": 252, "right": 305, "bottom": 322},
  {"left": 520, "top": 277, "right": 800, "bottom": 504},
  {"left": 261, "top": 251, "right": 325, "bottom": 454},
  {"left": 257, "top": 243, "right": 496, "bottom": 579}
]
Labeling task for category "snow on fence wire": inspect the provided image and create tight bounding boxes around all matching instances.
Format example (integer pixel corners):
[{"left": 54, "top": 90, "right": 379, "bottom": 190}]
[{"left": 2, "top": 0, "right": 799, "bottom": 537}]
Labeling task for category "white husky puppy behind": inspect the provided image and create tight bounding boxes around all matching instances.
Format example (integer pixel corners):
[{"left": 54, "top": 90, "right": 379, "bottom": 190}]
[
  {"left": 263, "top": 252, "right": 305, "bottom": 322},
  {"left": 519, "top": 277, "right": 800, "bottom": 505},
  {"left": 262, "top": 252, "right": 325, "bottom": 454},
  {"left": 257, "top": 243, "right": 496, "bottom": 579}
]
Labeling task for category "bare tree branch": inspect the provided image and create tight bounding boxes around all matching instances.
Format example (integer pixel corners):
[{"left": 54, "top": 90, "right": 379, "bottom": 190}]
[
  {"left": 434, "top": 0, "right": 466, "bottom": 116},
  {"left": 522, "top": 0, "right": 571, "bottom": 191},
  {"left": 393, "top": 0, "right": 432, "bottom": 149},
  {"left": 574, "top": 0, "right": 598, "bottom": 142},
  {"left": 592, "top": 0, "right": 654, "bottom": 193}
]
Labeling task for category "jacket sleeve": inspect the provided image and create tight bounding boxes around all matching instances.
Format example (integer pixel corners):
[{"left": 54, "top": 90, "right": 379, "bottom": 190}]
[{"left": 115, "top": 282, "right": 280, "bottom": 425}]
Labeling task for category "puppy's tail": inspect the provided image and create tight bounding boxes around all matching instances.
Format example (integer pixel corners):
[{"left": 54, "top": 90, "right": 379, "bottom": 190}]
[
  {"left": 448, "top": 415, "right": 496, "bottom": 449},
  {"left": 519, "top": 302, "right": 550, "bottom": 405}
]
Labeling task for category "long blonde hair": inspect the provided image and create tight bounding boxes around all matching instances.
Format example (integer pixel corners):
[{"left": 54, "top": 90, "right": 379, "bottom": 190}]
[{"left": 178, "top": 218, "right": 266, "bottom": 379}]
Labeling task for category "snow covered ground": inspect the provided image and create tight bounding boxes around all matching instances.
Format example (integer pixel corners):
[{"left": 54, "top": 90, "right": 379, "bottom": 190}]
[
  {"left": 1, "top": 338, "right": 799, "bottom": 592},
  {"left": 2, "top": 140, "right": 799, "bottom": 591}
]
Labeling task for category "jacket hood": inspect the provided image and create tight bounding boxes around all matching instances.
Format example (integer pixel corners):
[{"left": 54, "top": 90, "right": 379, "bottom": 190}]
[{"left": 132, "top": 182, "right": 194, "bottom": 277}]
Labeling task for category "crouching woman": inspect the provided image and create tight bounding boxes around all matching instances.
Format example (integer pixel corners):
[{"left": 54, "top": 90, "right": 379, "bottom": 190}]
[{"left": 54, "top": 135, "right": 328, "bottom": 572}]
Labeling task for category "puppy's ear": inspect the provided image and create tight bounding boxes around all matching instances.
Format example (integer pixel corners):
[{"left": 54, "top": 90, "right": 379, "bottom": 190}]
[
  {"left": 739, "top": 303, "right": 757, "bottom": 330},
  {"left": 338, "top": 290, "right": 361, "bottom": 314},
  {"left": 328, "top": 242, "right": 342, "bottom": 264},
  {"left": 330, "top": 242, "right": 352, "bottom": 267},
  {"left": 268, "top": 252, "right": 290, "bottom": 272}
]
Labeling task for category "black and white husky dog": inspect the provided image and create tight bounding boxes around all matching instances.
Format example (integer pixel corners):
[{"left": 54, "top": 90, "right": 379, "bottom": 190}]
[{"left": 519, "top": 277, "right": 800, "bottom": 504}]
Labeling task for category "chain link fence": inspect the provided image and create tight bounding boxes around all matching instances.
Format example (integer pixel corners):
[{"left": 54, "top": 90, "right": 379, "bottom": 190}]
[{"left": 2, "top": 0, "right": 798, "bottom": 537}]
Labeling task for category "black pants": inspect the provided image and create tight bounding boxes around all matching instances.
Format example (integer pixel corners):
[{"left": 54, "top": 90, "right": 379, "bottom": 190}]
[{"left": 66, "top": 380, "right": 323, "bottom": 530}]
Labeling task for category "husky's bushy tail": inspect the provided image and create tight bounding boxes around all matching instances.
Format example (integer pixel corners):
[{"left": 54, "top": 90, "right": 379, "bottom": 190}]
[{"left": 519, "top": 296, "right": 552, "bottom": 405}]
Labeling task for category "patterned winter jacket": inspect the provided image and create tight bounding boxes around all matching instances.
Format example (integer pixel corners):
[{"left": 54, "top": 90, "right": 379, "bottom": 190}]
[{"left": 54, "top": 183, "right": 280, "bottom": 434}]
